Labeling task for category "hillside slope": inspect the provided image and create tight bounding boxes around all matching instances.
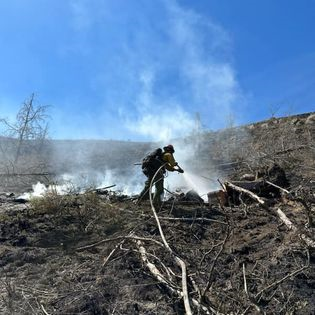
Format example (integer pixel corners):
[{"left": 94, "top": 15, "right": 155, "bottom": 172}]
[{"left": 0, "top": 112, "right": 314, "bottom": 314}]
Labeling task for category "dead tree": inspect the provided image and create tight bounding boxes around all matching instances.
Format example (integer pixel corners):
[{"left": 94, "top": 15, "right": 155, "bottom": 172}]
[{"left": 0, "top": 94, "right": 49, "bottom": 166}]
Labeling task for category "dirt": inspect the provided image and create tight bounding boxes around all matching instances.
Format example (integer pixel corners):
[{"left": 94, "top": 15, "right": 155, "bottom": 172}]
[{"left": 0, "top": 112, "right": 314, "bottom": 314}]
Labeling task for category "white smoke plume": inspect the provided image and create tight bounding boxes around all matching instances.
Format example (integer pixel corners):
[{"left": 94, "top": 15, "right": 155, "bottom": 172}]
[
  {"left": 24, "top": 0, "right": 241, "bottom": 198},
  {"left": 121, "top": 0, "right": 241, "bottom": 196}
]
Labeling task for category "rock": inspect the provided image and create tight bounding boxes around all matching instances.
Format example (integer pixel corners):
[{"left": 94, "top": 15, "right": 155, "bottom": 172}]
[
  {"left": 184, "top": 190, "right": 204, "bottom": 204},
  {"left": 240, "top": 173, "right": 256, "bottom": 181}
]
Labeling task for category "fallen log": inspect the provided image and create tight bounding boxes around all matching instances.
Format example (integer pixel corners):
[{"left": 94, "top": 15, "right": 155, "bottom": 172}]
[
  {"left": 229, "top": 180, "right": 266, "bottom": 192},
  {"left": 276, "top": 208, "right": 315, "bottom": 248},
  {"left": 300, "top": 234, "right": 315, "bottom": 248},
  {"left": 225, "top": 181, "right": 266, "bottom": 205},
  {"left": 225, "top": 183, "right": 315, "bottom": 248},
  {"left": 226, "top": 164, "right": 289, "bottom": 199}
]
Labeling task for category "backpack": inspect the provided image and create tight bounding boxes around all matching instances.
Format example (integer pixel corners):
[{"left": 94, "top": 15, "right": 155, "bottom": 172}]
[{"left": 142, "top": 148, "right": 164, "bottom": 176}]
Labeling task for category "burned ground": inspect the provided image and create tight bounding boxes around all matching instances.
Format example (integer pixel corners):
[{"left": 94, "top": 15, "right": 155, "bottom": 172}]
[{"left": 0, "top": 112, "right": 314, "bottom": 314}]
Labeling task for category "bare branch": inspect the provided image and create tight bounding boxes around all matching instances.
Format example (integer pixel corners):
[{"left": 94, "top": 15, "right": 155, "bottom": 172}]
[
  {"left": 149, "top": 164, "right": 193, "bottom": 315},
  {"left": 76, "top": 235, "right": 164, "bottom": 251}
]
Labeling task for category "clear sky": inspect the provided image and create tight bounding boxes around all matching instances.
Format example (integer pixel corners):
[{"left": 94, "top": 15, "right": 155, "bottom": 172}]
[{"left": 0, "top": 0, "right": 314, "bottom": 141}]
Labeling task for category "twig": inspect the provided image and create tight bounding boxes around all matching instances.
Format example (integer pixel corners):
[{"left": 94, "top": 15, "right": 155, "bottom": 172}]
[
  {"left": 128, "top": 246, "right": 177, "bottom": 282},
  {"left": 156, "top": 216, "right": 227, "bottom": 225},
  {"left": 102, "top": 239, "right": 127, "bottom": 267},
  {"left": 217, "top": 179, "right": 226, "bottom": 191},
  {"left": 86, "top": 184, "right": 116, "bottom": 193},
  {"left": 243, "top": 263, "right": 248, "bottom": 297},
  {"left": 265, "top": 180, "right": 290, "bottom": 194},
  {"left": 76, "top": 235, "right": 164, "bottom": 251},
  {"left": 241, "top": 264, "right": 263, "bottom": 313},
  {"left": 201, "top": 226, "right": 230, "bottom": 297},
  {"left": 169, "top": 197, "right": 176, "bottom": 215},
  {"left": 278, "top": 289, "right": 294, "bottom": 313},
  {"left": 199, "top": 241, "right": 224, "bottom": 267},
  {"left": 255, "top": 250, "right": 310, "bottom": 299},
  {"left": 256, "top": 265, "right": 308, "bottom": 299},
  {"left": 276, "top": 208, "right": 296, "bottom": 231},
  {"left": 84, "top": 217, "right": 98, "bottom": 232},
  {"left": 136, "top": 241, "right": 179, "bottom": 290},
  {"left": 40, "top": 303, "right": 50, "bottom": 315},
  {"left": 189, "top": 274, "right": 202, "bottom": 314},
  {"left": 164, "top": 187, "right": 177, "bottom": 196},
  {"left": 136, "top": 241, "right": 220, "bottom": 315},
  {"left": 21, "top": 291, "right": 36, "bottom": 313}
]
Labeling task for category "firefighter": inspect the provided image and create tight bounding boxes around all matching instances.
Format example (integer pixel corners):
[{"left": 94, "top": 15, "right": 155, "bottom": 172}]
[
  {"left": 162, "top": 144, "right": 184, "bottom": 173},
  {"left": 137, "top": 144, "right": 184, "bottom": 209}
]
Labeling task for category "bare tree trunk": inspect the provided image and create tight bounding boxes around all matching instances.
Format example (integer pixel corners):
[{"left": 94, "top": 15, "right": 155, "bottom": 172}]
[{"left": 14, "top": 94, "right": 34, "bottom": 164}]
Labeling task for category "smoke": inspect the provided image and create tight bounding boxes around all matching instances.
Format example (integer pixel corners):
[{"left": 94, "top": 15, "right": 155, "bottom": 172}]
[
  {"left": 20, "top": 168, "right": 144, "bottom": 200},
  {"left": 159, "top": 138, "right": 221, "bottom": 200},
  {"left": 19, "top": 181, "right": 78, "bottom": 200},
  {"left": 121, "top": 0, "right": 242, "bottom": 139},
  {"left": 120, "top": 0, "right": 241, "bottom": 195},
  {"left": 23, "top": 0, "right": 241, "bottom": 197},
  {"left": 89, "top": 168, "right": 144, "bottom": 196},
  {"left": 144, "top": 2, "right": 245, "bottom": 194},
  {"left": 59, "top": 0, "right": 242, "bottom": 140},
  {"left": 127, "top": 106, "right": 195, "bottom": 143}
]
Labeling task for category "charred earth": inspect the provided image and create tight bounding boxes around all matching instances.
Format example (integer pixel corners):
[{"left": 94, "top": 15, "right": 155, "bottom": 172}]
[{"left": 0, "top": 112, "right": 314, "bottom": 314}]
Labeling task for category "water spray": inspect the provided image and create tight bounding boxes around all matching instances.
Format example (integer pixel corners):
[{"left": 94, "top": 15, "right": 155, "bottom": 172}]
[{"left": 163, "top": 167, "right": 220, "bottom": 201}]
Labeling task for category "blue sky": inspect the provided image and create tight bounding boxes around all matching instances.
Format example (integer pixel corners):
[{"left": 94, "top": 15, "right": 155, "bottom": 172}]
[{"left": 0, "top": 0, "right": 314, "bottom": 141}]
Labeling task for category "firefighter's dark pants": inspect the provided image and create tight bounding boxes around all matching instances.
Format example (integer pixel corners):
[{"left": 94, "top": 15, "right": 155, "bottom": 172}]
[{"left": 138, "top": 171, "right": 164, "bottom": 208}]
